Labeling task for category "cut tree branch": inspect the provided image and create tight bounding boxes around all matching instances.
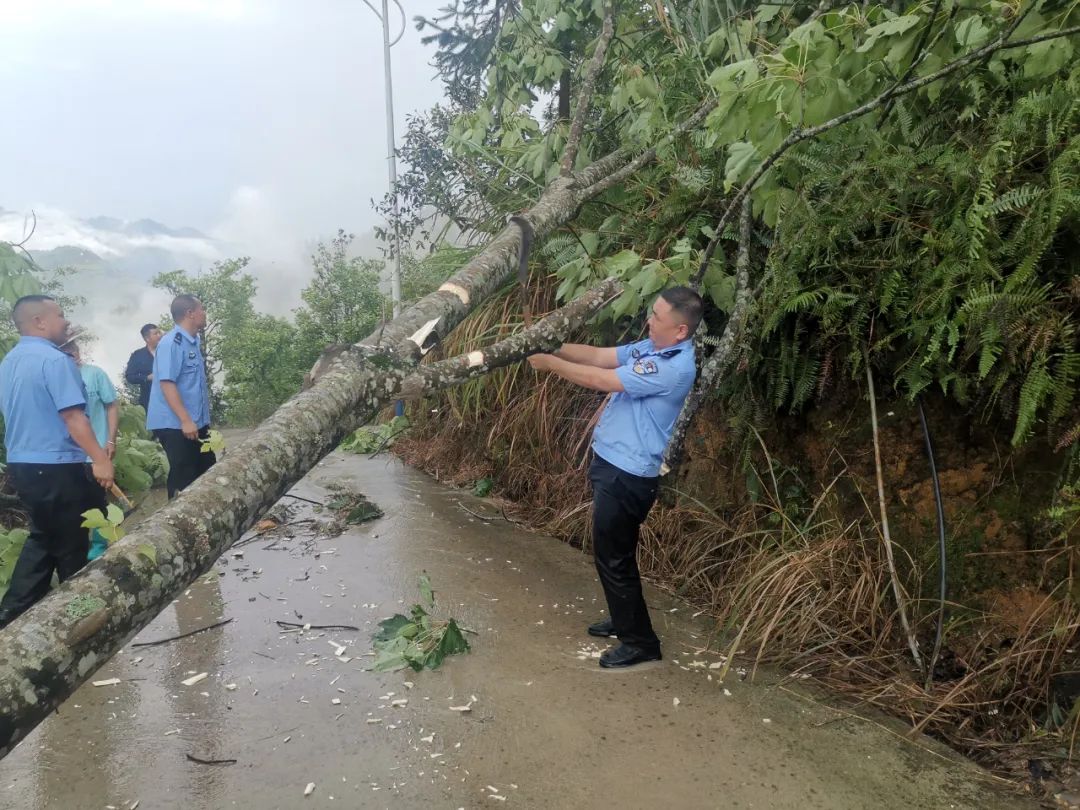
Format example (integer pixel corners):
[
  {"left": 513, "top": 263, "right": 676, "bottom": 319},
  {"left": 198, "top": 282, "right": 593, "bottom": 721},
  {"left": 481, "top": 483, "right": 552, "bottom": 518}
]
[
  {"left": 560, "top": 5, "right": 616, "bottom": 177},
  {"left": 397, "top": 278, "right": 622, "bottom": 400}
]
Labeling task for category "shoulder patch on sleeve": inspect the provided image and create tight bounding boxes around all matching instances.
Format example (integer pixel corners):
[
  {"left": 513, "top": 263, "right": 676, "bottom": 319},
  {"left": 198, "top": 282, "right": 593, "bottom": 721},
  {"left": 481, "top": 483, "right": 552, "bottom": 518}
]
[{"left": 633, "top": 360, "right": 658, "bottom": 375}]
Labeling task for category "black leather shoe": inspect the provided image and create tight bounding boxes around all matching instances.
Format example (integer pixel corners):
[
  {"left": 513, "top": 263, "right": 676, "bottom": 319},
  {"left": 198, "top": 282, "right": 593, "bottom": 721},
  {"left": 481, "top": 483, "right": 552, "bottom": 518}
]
[
  {"left": 599, "top": 643, "right": 662, "bottom": 668},
  {"left": 588, "top": 618, "right": 617, "bottom": 638}
]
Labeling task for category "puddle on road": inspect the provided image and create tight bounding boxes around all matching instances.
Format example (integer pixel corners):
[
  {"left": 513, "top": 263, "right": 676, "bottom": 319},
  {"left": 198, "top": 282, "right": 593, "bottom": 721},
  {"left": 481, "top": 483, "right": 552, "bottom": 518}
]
[{"left": 0, "top": 454, "right": 1028, "bottom": 809}]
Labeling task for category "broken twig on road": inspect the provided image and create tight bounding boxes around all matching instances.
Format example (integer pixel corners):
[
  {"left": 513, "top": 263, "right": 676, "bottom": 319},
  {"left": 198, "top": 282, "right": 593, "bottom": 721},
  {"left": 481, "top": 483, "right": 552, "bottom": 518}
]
[
  {"left": 185, "top": 753, "right": 237, "bottom": 766},
  {"left": 130, "top": 618, "right": 233, "bottom": 649}
]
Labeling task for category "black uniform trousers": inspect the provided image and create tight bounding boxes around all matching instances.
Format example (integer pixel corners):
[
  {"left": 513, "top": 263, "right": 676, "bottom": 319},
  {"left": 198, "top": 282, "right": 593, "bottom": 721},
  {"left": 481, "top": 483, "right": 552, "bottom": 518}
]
[
  {"left": 153, "top": 426, "right": 216, "bottom": 499},
  {"left": 0, "top": 463, "right": 107, "bottom": 628},
  {"left": 589, "top": 454, "right": 661, "bottom": 651}
]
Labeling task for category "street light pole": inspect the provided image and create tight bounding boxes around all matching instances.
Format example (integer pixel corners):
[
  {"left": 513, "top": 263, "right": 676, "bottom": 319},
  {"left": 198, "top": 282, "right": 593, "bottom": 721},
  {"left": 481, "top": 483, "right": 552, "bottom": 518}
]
[
  {"left": 380, "top": 0, "right": 402, "bottom": 318},
  {"left": 363, "top": 0, "right": 406, "bottom": 317}
]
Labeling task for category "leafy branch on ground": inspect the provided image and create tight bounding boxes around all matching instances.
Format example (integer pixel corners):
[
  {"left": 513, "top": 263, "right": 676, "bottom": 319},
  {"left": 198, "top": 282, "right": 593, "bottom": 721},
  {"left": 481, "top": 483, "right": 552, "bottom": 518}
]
[
  {"left": 324, "top": 484, "right": 385, "bottom": 525},
  {"left": 371, "top": 574, "right": 471, "bottom": 672}
]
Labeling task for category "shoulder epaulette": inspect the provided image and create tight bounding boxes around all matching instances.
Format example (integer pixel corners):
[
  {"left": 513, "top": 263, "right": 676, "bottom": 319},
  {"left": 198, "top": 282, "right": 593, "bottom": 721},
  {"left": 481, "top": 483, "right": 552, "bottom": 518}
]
[
  {"left": 659, "top": 348, "right": 683, "bottom": 358},
  {"left": 173, "top": 332, "right": 183, "bottom": 345}
]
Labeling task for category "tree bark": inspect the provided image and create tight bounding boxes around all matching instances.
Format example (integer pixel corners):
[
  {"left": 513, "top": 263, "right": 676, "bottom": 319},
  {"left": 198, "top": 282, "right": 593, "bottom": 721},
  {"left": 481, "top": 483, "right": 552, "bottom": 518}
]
[{"left": 662, "top": 196, "right": 754, "bottom": 476}]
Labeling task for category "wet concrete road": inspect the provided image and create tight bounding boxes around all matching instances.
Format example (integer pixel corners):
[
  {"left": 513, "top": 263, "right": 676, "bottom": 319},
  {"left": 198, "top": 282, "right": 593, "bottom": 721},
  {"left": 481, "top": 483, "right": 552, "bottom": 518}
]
[{"left": 1, "top": 453, "right": 1030, "bottom": 809}]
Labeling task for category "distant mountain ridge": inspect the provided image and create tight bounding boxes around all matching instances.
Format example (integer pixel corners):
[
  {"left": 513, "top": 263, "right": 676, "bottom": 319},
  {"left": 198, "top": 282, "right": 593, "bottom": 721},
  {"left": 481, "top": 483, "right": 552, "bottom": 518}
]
[
  {"left": 31, "top": 245, "right": 106, "bottom": 271},
  {"left": 82, "top": 215, "right": 208, "bottom": 240},
  {"left": 0, "top": 208, "right": 219, "bottom": 282}
]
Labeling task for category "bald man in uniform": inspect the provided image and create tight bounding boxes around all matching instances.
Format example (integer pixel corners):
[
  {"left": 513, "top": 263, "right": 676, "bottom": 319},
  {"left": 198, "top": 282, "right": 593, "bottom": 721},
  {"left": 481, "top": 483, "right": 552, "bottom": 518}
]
[
  {"left": 0, "top": 295, "right": 114, "bottom": 628},
  {"left": 527, "top": 286, "right": 704, "bottom": 668}
]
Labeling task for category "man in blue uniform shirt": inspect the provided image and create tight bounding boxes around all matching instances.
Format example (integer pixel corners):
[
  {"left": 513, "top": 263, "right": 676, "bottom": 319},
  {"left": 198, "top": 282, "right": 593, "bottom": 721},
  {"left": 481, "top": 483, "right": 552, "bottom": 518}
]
[
  {"left": 146, "top": 294, "right": 215, "bottom": 498},
  {"left": 0, "top": 295, "right": 114, "bottom": 628},
  {"left": 528, "top": 286, "right": 703, "bottom": 668}
]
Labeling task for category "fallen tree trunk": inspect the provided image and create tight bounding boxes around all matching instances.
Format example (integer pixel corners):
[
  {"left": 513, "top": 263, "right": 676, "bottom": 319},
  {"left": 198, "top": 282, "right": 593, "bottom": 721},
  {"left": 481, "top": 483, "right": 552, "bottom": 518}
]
[{"left": 0, "top": 234, "right": 609, "bottom": 755}]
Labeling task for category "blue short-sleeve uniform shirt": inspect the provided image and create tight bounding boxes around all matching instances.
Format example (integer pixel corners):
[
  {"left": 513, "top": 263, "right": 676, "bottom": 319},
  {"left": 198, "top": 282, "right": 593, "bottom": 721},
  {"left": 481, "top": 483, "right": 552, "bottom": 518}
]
[
  {"left": 0, "top": 336, "right": 88, "bottom": 464},
  {"left": 146, "top": 326, "right": 211, "bottom": 431},
  {"left": 591, "top": 337, "right": 696, "bottom": 477}
]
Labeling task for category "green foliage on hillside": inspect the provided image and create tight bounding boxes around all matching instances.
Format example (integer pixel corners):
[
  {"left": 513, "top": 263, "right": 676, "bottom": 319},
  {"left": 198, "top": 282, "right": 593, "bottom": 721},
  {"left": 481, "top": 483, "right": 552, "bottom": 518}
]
[{"left": 390, "top": 0, "right": 1080, "bottom": 448}]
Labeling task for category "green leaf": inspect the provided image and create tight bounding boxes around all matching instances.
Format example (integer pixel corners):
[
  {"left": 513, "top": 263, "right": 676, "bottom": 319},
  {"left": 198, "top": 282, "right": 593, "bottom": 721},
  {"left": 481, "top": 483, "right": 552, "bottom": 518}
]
[
  {"left": 706, "top": 59, "right": 758, "bottom": 93},
  {"left": 403, "top": 645, "right": 428, "bottom": 671},
  {"left": 106, "top": 503, "right": 125, "bottom": 525},
  {"left": 200, "top": 429, "right": 225, "bottom": 455},
  {"left": 138, "top": 544, "right": 158, "bottom": 564},
  {"left": 1023, "top": 38, "right": 1073, "bottom": 79},
  {"left": 724, "top": 141, "right": 759, "bottom": 191},
  {"left": 3, "top": 529, "right": 29, "bottom": 547},
  {"left": 601, "top": 249, "right": 640, "bottom": 277},
  {"left": 954, "top": 16, "right": 990, "bottom": 49},
  {"left": 373, "top": 614, "right": 412, "bottom": 642},
  {"left": 629, "top": 76, "right": 659, "bottom": 100},
  {"left": 410, "top": 603, "right": 429, "bottom": 624},
  {"left": 756, "top": 4, "right": 783, "bottom": 23},
  {"left": 857, "top": 15, "right": 921, "bottom": 53},
  {"left": 631, "top": 264, "right": 664, "bottom": 297},
  {"left": 610, "top": 288, "right": 640, "bottom": 319},
  {"left": 437, "top": 619, "right": 470, "bottom": 658},
  {"left": 371, "top": 636, "right": 411, "bottom": 671},
  {"left": 81, "top": 508, "right": 111, "bottom": 530}
]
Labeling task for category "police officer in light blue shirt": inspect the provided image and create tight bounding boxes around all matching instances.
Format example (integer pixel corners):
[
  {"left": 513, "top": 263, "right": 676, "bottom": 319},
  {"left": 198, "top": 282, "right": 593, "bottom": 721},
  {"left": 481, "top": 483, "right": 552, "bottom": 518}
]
[
  {"left": 146, "top": 294, "right": 215, "bottom": 498},
  {"left": 527, "top": 286, "right": 704, "bottom": 668},
  {"left": 0, "top": 295, "right": 113, "bottom": 628}
]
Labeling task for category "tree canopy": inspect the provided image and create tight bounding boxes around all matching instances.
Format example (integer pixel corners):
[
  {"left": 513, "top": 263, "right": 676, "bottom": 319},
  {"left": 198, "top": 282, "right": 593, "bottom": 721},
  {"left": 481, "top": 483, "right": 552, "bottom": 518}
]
[{"left": 390, "top": 0, "right": 1080, "bottom": 448}]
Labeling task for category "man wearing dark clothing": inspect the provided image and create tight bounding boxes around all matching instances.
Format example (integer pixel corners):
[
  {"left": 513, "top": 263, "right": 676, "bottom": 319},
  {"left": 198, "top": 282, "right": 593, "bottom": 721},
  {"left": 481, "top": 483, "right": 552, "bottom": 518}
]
[
  {"left": 0, "top": 295, "right": 114, "bottom": 628},
  {"left": 527, "top": 287, "right": 704, "bottom": 669},
  {"left": 146, "top": 296, "right": 215, "bottom": 498},
  {"left": 124, "top": 323, "right": 162, "bottom": 412}
]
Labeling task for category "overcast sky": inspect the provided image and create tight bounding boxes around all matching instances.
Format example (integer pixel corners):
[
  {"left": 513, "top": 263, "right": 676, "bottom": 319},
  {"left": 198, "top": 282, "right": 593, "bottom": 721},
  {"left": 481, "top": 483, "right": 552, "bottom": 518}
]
[
  {"left": 0, "top": 0, "right": 452, "bottom": 379},
  {"left": 0, "top": 0, "right": 447, "bottom": 238}
]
